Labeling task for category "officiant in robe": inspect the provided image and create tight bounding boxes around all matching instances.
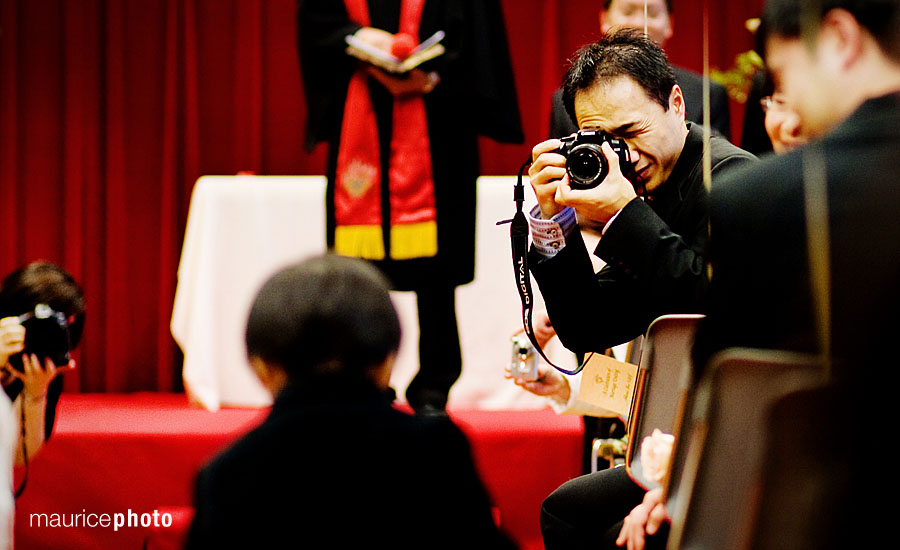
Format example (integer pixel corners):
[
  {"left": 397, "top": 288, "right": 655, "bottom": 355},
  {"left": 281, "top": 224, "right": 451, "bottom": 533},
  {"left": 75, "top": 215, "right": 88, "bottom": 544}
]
[{"left": 297, "top": 0, "right": 523, "bottom": 413}]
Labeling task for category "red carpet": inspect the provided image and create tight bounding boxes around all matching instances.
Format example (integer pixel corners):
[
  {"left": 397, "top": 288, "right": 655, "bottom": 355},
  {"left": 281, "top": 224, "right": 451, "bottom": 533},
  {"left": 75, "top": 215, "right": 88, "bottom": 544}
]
[{"left": 13, "top": 394, "right": 582, "bottom": 550}]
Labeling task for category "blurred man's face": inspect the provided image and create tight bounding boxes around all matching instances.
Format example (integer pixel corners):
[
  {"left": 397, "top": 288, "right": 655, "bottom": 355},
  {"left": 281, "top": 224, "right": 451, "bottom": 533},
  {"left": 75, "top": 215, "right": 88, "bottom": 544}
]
[
  {"left": 765, "top": 35, "right": 842, "bottom": 139},
  {"left": 575, "top": 75, "right": 687, "bottom": 194},
  {"left": 601, "top": 0, "right": 673, "bottom": 46}
]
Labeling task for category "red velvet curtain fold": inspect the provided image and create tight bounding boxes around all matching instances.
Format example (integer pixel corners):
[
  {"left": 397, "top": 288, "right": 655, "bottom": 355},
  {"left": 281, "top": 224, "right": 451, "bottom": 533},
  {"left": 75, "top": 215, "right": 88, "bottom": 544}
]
[{"left": 0, "top": 0, "right": 762, "bottom": 393}]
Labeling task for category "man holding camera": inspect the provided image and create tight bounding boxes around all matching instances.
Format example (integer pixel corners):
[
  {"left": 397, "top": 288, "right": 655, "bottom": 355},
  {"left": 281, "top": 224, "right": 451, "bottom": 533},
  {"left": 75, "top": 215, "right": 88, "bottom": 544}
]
[
  {"left": 528, "top": 29, "right": 753, "bottom": 358},
  {"left": 525, "top": 29, "right": 754, "bottom": 550}
]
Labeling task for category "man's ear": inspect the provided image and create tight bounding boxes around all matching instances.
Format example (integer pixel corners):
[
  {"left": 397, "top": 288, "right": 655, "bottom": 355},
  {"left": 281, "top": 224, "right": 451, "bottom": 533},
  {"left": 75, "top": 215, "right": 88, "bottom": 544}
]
[
  {"left": 669, "top": 84, "right": 686, "bottom": 118},
  {"left": 249, "top": 356, "right": 289, "bottom": 396},
  {"left": 817, "top": 8, "right": 865, "bottom": 74}
]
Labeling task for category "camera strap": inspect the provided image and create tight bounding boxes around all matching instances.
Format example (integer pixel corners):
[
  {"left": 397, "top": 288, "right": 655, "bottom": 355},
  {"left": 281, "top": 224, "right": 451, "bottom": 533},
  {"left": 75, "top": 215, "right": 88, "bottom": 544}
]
[
  {"left": 15, "top": 405, "right": 29, "bottom": 498},
  {"left": 500, "top": 160, "right": 584, "bottom": 376}
]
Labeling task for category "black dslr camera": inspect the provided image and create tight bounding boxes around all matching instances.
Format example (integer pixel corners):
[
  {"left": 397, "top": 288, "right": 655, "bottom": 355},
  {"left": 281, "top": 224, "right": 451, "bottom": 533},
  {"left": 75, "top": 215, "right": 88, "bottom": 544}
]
[
  {"left": 8, "top": 304, "right": 71, "bottom": 372},
  {"left": 556, "top": 129, "right": 633, "bottom": 190}
]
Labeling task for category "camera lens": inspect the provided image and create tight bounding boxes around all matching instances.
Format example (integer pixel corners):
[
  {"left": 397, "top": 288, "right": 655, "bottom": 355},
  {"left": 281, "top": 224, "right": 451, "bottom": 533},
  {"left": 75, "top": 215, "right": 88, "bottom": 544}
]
[{"left": 566, "top": 143, "right": 608, "bottom": 189}]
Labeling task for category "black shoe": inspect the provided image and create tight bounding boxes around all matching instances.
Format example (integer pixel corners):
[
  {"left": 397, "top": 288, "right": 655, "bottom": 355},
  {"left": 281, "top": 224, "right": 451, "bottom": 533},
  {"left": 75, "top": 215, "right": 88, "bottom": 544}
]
[
  {"left": 407, "top": 389, "right": 449, "bottom": 417},
  {"left": 415, "top": 403, "right": 449, "bottom": 418}
]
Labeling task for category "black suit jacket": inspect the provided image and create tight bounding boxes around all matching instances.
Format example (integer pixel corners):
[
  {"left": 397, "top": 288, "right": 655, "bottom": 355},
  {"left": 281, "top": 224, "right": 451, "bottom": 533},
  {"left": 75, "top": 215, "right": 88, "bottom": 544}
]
[
  {"left": 186, "top": 374, "right": 515, "bottom": 549},
  {"left": 691, "top": 91, "right": 900, "bottom": 550},
  {"left": 531, "top": 124, "right": 755, "bottom": 354},
  {"left": 694, "top": 92, "right": 900, "bottom": 390},
  {"left": 549, "top": 66, "right": 731, "bottom": 139}
]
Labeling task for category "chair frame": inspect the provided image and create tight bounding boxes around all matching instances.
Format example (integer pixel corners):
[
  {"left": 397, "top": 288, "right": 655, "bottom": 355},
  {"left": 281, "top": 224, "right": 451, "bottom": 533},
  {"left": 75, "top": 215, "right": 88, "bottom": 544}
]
[
  {"left": 664, "top": 348, "right": 825, "bottom": 550},
  {"left": 624, "top": 314, "right": 704, "bottom": 490}
]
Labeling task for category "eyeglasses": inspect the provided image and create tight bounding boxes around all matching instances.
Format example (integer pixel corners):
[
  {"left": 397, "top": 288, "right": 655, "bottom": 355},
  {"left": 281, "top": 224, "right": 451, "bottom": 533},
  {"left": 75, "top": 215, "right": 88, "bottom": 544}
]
[{"left": 760, "top": 95, "right": 788, "bottom": 113}]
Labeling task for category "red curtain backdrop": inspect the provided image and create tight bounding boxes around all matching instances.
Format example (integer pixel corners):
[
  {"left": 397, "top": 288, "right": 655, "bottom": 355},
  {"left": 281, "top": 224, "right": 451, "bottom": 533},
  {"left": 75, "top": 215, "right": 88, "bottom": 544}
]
[{"left": 0, "top": 0, "right": 764, "bottom": 393}]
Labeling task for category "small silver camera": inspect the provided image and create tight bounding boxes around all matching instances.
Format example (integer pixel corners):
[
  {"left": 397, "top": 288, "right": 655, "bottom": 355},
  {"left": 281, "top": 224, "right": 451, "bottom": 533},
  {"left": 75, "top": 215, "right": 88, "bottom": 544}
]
[{"left": 510, "top": 335, "right": 539, "bottom": 381}]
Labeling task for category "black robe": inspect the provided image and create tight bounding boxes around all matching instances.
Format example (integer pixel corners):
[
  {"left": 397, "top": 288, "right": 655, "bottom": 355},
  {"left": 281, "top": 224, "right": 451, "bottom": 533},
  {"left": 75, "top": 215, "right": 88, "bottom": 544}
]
[{"left": 297, "top": 0, "right": 523, "bottom": 289}]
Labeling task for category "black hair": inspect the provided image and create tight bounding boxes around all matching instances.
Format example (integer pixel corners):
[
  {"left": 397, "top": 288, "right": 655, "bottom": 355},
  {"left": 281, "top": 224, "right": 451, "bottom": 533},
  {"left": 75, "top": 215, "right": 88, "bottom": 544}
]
[
  {"left": 245, "top": 254, "right": 401, "bottom": 379},
  {"left": 0, "top": 261, "right": 86, "bottom": 349},
  {"left": 561, "top": 28, "right": 677, "bottom": 125},
  {"left": 760, "top": 0, "right": 900, "bottom": 61},
  {"left": 603, "top": 0, "right": 673, "bottom": 14}
]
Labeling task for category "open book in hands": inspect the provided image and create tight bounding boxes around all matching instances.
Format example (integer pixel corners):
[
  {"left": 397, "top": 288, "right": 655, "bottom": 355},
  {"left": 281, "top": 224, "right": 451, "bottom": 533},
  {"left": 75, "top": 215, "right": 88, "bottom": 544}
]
[{"left": 345, "top": 30, "right": 445, "bottom": 74}]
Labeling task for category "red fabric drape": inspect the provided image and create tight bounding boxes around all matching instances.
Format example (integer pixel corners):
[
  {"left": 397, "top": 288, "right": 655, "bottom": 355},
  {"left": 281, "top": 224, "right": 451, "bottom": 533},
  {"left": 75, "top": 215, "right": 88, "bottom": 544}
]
[{"left": 0, "top": 0, "right": 763, "bottom": 393}]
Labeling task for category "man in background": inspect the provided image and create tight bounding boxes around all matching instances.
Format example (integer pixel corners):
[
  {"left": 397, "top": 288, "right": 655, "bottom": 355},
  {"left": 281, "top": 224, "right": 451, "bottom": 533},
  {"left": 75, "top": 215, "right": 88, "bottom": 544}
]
[{"left": 550, "top": 0, "right": 731, "bottom": 139}]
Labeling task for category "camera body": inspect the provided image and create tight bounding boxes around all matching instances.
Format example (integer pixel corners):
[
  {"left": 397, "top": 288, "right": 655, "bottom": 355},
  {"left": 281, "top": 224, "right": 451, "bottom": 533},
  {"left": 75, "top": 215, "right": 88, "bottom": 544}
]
[
  {"left": 8, "top": 304, "right": 71, "bottom": 372},
  {"left": 510, "top": 335, "right": 538, "bottom": 381},
  {"left": 556, "top": 129, "right": 633, "bottom": 190}
]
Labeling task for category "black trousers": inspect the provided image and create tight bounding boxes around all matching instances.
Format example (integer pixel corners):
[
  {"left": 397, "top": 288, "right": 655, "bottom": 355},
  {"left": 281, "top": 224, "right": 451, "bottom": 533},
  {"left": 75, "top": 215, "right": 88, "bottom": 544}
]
[
  {"left": 404, "top": 283, "right": 462, "bottom": 411},
  {"left": 541, "top": 466, "right": 668, "bottom": 550}
]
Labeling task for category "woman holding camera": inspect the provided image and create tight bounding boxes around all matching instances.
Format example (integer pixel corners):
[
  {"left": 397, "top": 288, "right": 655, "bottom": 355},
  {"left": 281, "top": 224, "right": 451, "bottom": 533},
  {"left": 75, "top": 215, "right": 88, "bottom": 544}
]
[{"left": 0, "top": 261, "right": 85, "bottom": 466}]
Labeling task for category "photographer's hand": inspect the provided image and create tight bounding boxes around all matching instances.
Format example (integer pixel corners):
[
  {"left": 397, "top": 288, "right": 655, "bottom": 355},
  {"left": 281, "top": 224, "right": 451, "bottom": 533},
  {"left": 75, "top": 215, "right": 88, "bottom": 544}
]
[
  {"left": 528, "top": 139, "right": 569, "bottom": 219},
  {"left": 504, "top": 361, "right": 570, "bottom": 401},
  {"left": 5, "top": 354, "right": 75, "bottom": 465},
  {"left": 532, "top": 310, "right": 557, "bottom": 349},
  {"left": 555, "top": 142, "right": 637, "bottom": 225},
  {"left": 0, "top": 316, "right": 25, "bottom": 368},
  {"left": 511, "top": 309, "right": 557, "bottom": 348},
  {"left": 11, "top": 353, "right": 76, "bottom": 400}
]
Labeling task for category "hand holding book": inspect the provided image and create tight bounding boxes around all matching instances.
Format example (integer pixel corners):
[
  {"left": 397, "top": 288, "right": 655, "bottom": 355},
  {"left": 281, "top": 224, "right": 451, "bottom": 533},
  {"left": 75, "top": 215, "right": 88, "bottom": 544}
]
[
  {"left": 365, "top": 65, "right": 439, "bottom": 97},
  {"left": 346, "top": 28, "right": 445, "bottom": 74}
]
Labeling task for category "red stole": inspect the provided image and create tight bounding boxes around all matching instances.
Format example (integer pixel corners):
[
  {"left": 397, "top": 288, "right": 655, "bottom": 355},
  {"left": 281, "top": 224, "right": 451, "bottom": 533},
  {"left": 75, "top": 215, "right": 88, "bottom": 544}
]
[{"left": 335, "top": 0, "right": 438, "bottom": 260}]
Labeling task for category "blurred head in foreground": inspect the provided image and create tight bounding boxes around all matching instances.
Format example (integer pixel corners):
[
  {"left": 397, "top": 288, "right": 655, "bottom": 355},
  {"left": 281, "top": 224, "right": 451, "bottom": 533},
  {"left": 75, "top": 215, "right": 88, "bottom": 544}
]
[
  {"left": 759, "top": 0, "right": 900, "bottom": 139},
  {"left": 245, "top": 254, "right": 401, "bottom": 396}
]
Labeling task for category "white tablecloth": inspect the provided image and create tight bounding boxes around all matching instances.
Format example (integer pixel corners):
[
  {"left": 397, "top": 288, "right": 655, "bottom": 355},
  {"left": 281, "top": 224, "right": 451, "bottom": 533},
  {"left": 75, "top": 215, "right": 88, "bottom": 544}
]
[{"left": 171, "top": 175, "right": 575, "bottom": 411}]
